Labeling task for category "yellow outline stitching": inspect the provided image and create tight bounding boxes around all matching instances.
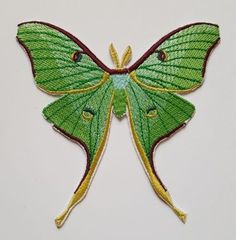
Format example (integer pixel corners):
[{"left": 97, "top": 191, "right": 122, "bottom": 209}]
[
  {"left": 146, "top": 109, "right": 158, "bottom": 118},
  {"left": 109, "top": 43, "right": 121, "bottom": 69},
  {"left": 38, "top": 72, "right": 110, "bottom": 95},
  {"left": 129, "top": 71, "right": 201, "bottom": 94},
  {"left": 126, "top": 94, "right": 187, "bottom": 223},
  {"left": 54, "top": 93, "right": 114, "bottom": 228},
  {"left": 121, "top": 46, "right": 132, "bottom": 68},
  {"left": 82, "top": 110, "right": 94, "bottom": 121}
]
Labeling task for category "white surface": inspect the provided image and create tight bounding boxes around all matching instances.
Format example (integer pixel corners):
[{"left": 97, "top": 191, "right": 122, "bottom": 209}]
[{"left": 0, "top": 0, "right": 236, "bottom": 239}]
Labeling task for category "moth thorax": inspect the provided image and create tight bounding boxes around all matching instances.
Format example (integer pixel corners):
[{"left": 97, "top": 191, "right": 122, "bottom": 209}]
[{"left": 111, "top": 74, "right": 130, "bottom": 90}]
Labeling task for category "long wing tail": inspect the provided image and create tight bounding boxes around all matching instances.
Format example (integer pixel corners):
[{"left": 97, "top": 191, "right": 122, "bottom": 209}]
[
  {"left": 42, "top": 80, "right": 114, "bottom": 227},
  {"left": 54, "top": 122, "right": 111, "bottom": 228},
  {"left": 126, "top": 80, "right": 195, "bottom": 222}
]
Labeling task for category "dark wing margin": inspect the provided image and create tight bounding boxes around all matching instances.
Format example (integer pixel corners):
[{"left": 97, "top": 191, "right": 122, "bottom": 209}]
[
  {"left": 17, "top": 21, "right": 112, "bottom": 94},
  {"left": 17, "top": 21, "right": 112, "bottom": 73},
  {"left": 126, "top": 80, "right": 195, "bottom": 165},
  {"left": 126, "top": 80, "right": 195, "bottom": 222},
  {"left": 42, "top": 80, "right": 114, "bottom": 228},
  {"left": 129, "top": 22, "right": 220, "bottom": 73},
  {"left": 128, "top": 22, "right": 220, "bottom": 93}
]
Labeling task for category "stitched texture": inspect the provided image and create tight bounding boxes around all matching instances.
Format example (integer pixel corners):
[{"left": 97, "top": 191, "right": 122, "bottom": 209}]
[
  {"left": 43, "top": 80, "right": 113, "bottom": 161},
  {"left": 113, "top": 88, "right": 127, "bottom": 118},
  {"left": 126, "top": 81, "right": 195, "bottom": 158},
  {"left": 17, "top": 23, "right": 104, "bottom": 93},
  {"left": 17, "top": 21, "right": 220, "bottom": 228},
  {"left": 135, "top": 24, "right": 219, "bottom": 91}
]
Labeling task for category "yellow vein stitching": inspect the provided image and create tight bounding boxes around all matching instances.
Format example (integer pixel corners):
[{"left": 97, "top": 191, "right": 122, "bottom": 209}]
[
  {"left": 54, "top": 93, "right": 114, "bottom": 228},
  {"left": 38, "top": 72, "right": 110, "bottom": 95},
  {"left": 129, "top": 71, "right": 201, "bottom": 94}
]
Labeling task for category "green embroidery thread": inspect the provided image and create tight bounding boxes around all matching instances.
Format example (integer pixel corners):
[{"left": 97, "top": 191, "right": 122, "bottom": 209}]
[{"left": 17, "top": 21, "right": 220, "bottom": 228}]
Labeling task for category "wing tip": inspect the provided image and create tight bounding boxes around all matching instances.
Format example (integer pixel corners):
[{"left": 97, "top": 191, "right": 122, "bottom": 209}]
[
  {"left": 202, "top": 36, "right": 221, "bottom": 77},
  {"left": 16, "top": 35, "right": 36, "bottom": 77},
  {"left": 17, "top": 21, "right": 112, "bottom": 74},
  {"left": 18, "top": 20, "right": 54, "bottom": 27},
  {"left": 128, "top": 22, "right": 220, "bottom": 72}
]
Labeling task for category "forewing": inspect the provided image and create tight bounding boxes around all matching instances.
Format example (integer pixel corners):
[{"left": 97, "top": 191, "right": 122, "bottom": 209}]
[
  {"left": 43, "top": 80, "right": 113, "bottom": 162},
  {"left": 17, "top": 22, "right": 107, "bottom": 95},
  {"left": 126, "top": 80, "right": 195, "bottom": 165},
  {"left": 131, "top": 23, "right": 220, "bottom": 93}
]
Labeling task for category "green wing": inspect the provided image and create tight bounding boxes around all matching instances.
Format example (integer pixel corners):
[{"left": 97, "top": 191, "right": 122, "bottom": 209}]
[
  {"left": 43, "top": 80, "right": 113, "bottom": 162},
  {"left": 43, "top": 79, "right": 114, "bottom": 227},
  {"left": 17, "top": 21, "right": 114, "bottom": 167},
  {"left": 17, "top": 22, "right": 108, "bottom": 94},
  {"left": 127, "top": 23, "right": 220, "bottom": 221},
  {"left": 126, "top": 80, "right": 195, "bottom": 222},
  {"left": 131, "top": 23, "right": 220, "bottom": 92},
  {"left": 127, "top": 80, "right": 195, "bottom": 165},
  {"left": 17, "top": 22, "right": 114, "bottom": 227}
]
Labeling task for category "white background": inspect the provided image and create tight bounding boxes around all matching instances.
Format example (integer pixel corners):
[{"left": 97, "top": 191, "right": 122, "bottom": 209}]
[{"left": 0, "top": 0, "right": 236, "bottom": 239}]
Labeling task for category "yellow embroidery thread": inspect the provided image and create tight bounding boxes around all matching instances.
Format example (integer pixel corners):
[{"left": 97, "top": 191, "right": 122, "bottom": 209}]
[
  {"left": 109, "top": 44, "right": 132, "bottom": 69},
  {"left": 129, "top": 71, "right": 201, "bottom": 94},
  {"left": 126, "top": 95, "right": 187, "bottom": 223},
  {"left": 121, "top": 46, "right": 132, "bottom": 68},
  {"left": 54, "top": 95, "right": 114, "bottom": 228},
  {"left": 109, "top": 43, "right": 121, "bottom": 69},
  {"left": 38, "top": 72, "right": 110, "bottom": 95}
]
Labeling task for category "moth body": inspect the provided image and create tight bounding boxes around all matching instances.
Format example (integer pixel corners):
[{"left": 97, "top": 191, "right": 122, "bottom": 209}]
[
  {"left": 17, "top": 21, "right": 220, "bottom": 227},
  {"left": 111, "top": 74, "right": 130, "bottom": 118}
]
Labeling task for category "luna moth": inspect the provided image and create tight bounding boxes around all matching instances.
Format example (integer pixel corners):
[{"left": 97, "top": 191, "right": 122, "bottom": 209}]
[{"left": 17, "top": 21, "right": 220, "bottom": 228}]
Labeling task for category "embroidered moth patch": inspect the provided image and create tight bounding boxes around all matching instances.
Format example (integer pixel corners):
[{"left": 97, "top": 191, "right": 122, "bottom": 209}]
[{"left": 17, "top": 21, "right": 220, "bottom": 228}]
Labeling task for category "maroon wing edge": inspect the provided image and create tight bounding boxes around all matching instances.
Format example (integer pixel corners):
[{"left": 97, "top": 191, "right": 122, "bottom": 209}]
[
  {"left": 128, "top": 22, "right": 220, "bottom": 75},
  {"left": 53, "top": 126, "right": 90, "bottom": 193},
  {"left": 17, "top": 21, "right": 124, "bottom": 75},
  {"left": 17, "top": 21, "right": 220, "bottom": 76},
  {"left": 149, "top": 123, "right": 187, "bottom": 191}
]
